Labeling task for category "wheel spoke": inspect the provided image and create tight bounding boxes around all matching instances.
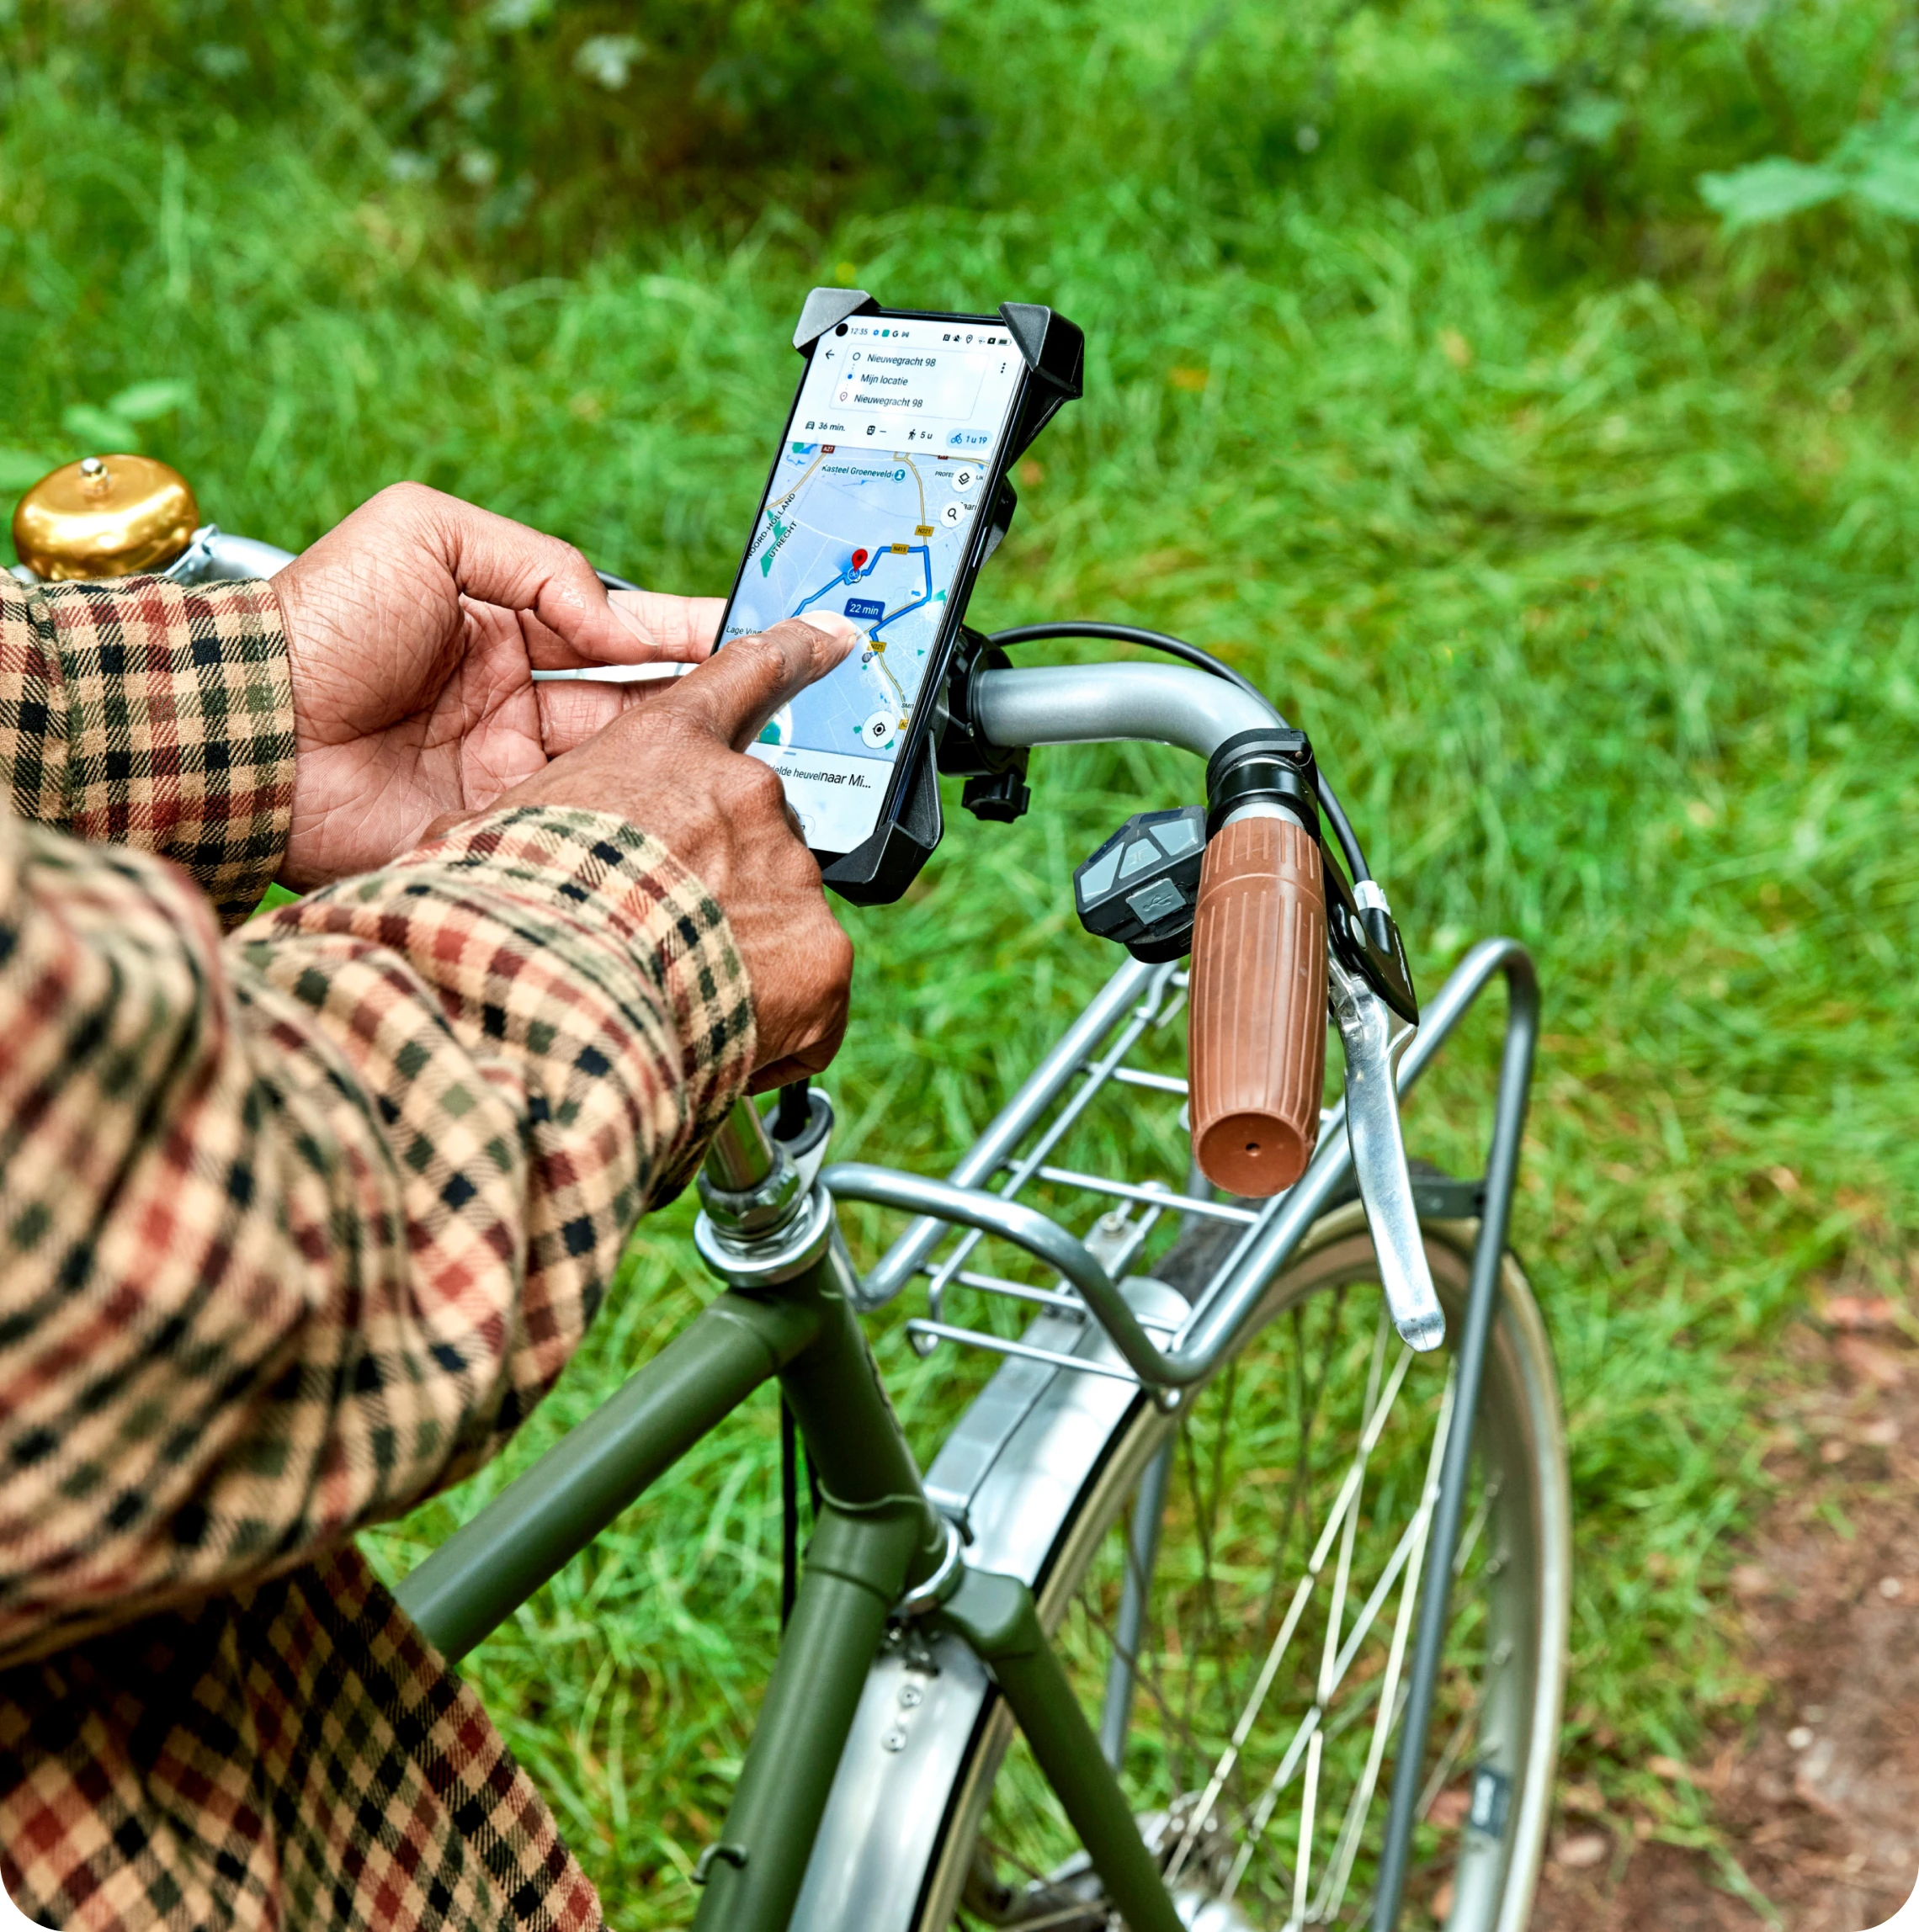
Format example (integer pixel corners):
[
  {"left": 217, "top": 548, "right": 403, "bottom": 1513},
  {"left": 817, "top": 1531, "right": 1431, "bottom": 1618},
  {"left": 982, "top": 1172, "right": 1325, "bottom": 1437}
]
[
  {"left": 1261, "top": 1290, "right": 1346, "bottom": 1632},
  {"left": 1414, "top": 1667, "right": 1493, "bottom": 1825},
  {"left": 1328, "top": 1489, "right": 1437, "bottom": 1691},
  {"left": 1450, "top": 1479, "right": 1497, "bottom": 1580},
  {"left": 1307, "top": 1370, "right": 1459, "bottom": 1923},
  {"left": 1296, "top": 1316, "right": 1388, "bottom": 1925},
  {"left": 1164, "top": 1340, "right": 1416, "bottom": 1887},
  {"left": 1321, "top": 1317, "right": 1391, "bottom": 1705}
]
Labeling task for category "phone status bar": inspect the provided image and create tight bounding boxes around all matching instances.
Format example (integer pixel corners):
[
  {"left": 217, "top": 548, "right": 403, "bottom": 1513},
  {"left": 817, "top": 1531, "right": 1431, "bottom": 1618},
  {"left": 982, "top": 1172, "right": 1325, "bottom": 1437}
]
[{"left": 840, "top": 324, "right": 1009, "bottom": 348}]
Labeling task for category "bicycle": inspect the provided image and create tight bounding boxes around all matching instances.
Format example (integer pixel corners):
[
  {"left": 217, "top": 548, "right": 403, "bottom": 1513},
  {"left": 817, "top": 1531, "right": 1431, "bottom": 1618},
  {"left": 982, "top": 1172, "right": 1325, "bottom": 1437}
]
[{"left": 13, "top": 461, "right": 1570, "bottom": 1932}]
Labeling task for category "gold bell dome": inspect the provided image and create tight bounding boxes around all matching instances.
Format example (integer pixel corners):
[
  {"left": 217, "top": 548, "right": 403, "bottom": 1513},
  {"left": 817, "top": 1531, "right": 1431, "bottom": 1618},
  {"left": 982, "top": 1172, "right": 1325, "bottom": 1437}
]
[{"left": 11, "top": 454, "right": 200, "bottom": 581}]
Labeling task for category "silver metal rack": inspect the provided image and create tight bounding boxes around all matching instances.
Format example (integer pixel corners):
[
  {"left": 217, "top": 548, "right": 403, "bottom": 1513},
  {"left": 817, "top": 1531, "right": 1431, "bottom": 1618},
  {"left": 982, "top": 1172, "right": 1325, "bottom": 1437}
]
[
  {"left": 825, "top": 958, "right": 1215, "bottom": 1388},
  {"left": 860, "top": 960, "right": 1203, "bottom": 1385},
  {"left": 822, "top": 936, "right": 1536, "bottom": 1399}
]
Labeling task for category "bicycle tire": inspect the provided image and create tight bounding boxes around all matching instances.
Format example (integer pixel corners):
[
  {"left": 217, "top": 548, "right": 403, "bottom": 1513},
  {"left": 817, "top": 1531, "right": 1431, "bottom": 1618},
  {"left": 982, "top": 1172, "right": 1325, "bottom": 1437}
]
[{"left": 903, "top": 1205, "right": 1570, "bottom": 1932}]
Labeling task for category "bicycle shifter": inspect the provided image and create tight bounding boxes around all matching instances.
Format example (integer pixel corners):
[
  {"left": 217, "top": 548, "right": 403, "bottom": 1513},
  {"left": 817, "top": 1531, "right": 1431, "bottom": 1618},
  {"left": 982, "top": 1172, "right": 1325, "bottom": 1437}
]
[{"left": 1327, "top": 954, "right": 1445, "bottom": 1352}]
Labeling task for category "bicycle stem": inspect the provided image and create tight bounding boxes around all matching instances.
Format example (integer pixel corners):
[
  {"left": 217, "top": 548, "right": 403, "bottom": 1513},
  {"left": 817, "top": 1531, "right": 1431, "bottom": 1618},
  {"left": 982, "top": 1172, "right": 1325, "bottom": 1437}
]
[{"left": 704, "top": 1092, "right": 781, "bottom": 1191}]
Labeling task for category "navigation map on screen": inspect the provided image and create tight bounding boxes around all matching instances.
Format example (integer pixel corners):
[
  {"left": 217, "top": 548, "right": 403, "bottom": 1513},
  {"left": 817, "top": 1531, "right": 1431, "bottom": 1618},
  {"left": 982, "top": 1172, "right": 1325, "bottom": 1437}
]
[{"left": 723, "top": 319, "right": 1024, "bottom": 854}]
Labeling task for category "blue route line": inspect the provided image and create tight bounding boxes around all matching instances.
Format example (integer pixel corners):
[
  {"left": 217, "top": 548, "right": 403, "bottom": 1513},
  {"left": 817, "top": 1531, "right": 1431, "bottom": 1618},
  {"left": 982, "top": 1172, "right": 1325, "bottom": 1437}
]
[{"left": 793, "top": 544, "right": 933, "bottom": 640}]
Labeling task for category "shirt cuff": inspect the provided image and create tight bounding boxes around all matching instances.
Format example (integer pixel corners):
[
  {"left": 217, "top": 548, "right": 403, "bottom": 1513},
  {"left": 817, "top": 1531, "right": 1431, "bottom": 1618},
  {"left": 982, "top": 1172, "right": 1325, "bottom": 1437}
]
[{"left": 2, "top": 575, "right": 295, "bottom": 925}]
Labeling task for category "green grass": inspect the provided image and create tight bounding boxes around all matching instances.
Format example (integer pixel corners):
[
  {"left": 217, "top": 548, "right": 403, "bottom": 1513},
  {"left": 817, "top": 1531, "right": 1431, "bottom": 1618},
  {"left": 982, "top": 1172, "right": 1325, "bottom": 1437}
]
[{"left": 6, "top": 3, "right": 1919, "bottom": 1917}]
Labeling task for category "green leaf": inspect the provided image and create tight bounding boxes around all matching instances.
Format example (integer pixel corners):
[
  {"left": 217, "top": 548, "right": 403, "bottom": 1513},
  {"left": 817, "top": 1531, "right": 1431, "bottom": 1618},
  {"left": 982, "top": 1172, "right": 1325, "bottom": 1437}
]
[
  {"left": 1698, "top": 157, "right": 1845, "bottom": 231},
  {"left": 575, "top": 34, "right": 646, "bottom": 90},
  {"left": 1830, "top": 109, "right": 1919, "bottom": 173},
  {"left": 1850, "top": 152, "right": 1919, "bottom": 223},
  {"left": 61, "top": 404, "right": 141, "bottom": 453},
  {"left": 106, "top": 378, "right": 194, "bottom": 422},
  {"left": 482, "top": 0, "right": 550, "bottom": 28},
  {"left": 0, "top": 449, "right": 55, "bottom": 492}
]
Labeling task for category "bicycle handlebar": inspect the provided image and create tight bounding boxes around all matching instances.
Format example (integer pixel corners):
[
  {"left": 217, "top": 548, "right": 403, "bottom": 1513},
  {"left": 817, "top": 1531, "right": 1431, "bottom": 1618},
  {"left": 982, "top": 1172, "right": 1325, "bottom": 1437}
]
[
  {"left": 974, "top": 662, "right": 1333, "bottom": 1193},
  {"left": 136, "top": 526, "right": 1435, "bottom": 1340},
  {"left": 955, "top": 659, "right": 1438, "bottom": 1340},
  {"left": 162, "top": 528, "right": 297, "bottom": 583},
  {"left": 970, "top": 658, "right": 1279, "bottom": 755}
]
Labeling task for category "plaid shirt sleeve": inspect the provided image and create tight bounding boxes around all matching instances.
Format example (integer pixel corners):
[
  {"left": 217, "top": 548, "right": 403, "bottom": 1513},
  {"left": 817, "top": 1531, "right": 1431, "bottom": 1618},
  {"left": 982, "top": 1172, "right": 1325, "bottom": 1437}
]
[
  {"left": 1, "top": 1547, "right": 603, "bottom": 1932},
  {"left": 0, "top": 575, "right": 294, "bottom": 925},
  {"left": 0, "top": 571, "right": 759, "bottom": 1931},
  {"left": 0, "top": 788, "right": 755, "bottom": 1668},
  {"left": 2, "top": 568, "right": 758, "bottom": 1655}
]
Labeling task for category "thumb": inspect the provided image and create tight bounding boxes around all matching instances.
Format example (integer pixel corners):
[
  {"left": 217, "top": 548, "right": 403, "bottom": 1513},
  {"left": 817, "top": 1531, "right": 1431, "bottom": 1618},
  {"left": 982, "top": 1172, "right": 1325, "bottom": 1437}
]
[{"left": 667, "top": 614, "right": 860, "bottom": 750}]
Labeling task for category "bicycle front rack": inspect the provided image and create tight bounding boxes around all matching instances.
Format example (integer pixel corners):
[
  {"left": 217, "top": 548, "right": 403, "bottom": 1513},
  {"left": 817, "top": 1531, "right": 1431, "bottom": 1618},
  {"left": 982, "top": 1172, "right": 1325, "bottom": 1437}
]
[
  {"left": 835, "top": 959, "right": 1199, "bottom": 1389},
  {"left": 825, "top": 937, "right": 1536, "bottom": 1403}
]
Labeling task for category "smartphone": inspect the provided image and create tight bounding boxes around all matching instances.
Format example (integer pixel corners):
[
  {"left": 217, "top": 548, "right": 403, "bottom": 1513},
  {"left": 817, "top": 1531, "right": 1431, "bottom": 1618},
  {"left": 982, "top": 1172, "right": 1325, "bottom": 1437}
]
[{"left": 715, "top": 305, "right": 1042, "bottom": 866}]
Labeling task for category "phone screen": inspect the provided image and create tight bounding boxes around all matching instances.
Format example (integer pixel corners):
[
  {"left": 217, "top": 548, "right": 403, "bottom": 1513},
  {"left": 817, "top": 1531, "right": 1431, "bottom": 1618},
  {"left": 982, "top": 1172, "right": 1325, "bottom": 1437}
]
[{"left": 720, "top": 317, "right": 1027, "bottom": 857}]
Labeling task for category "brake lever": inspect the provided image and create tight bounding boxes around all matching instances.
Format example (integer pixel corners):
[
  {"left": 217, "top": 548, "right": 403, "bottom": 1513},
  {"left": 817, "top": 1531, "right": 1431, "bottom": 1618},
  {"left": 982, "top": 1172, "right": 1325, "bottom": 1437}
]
[{"left": 1328, "top": 954, "right": 1445, "bottom": 1352}]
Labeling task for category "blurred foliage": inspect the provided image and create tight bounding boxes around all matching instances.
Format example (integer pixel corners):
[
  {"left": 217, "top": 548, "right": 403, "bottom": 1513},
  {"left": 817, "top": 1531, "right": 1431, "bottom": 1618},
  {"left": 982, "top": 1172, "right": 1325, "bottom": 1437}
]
[
  {"left": 1703, "top": 106, "right": 1919, "bottom": 230},
  {"left": 0, "top": 0, "right": 973, "bottom": 252},
  {"left": 4, "top": 0, "right": 1917, "bottom": 262},
  {"left": 1041, "top": 0, "right": 1919, "bottom": 254}
]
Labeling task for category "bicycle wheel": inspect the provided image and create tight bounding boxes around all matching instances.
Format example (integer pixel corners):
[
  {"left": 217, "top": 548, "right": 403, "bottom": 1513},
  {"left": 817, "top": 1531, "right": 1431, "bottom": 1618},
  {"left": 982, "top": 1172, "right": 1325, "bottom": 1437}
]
[{"left": 911, "top": 1206, "right": 1569, "bottom": 1932}]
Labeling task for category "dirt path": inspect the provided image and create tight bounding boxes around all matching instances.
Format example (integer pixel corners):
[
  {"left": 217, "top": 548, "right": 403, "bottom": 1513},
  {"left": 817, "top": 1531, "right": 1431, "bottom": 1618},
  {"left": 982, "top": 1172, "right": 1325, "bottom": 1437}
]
[{"left": 1529, "top": 1303, "right": 1919, "bottom": 1931}]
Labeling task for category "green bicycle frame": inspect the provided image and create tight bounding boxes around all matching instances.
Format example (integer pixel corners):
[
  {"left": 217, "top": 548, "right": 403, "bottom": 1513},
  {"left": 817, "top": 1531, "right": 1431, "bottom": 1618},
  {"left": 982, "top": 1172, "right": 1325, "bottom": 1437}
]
[{"left": 396, "top": 1120, "right": 1188, "bottom": 1932}]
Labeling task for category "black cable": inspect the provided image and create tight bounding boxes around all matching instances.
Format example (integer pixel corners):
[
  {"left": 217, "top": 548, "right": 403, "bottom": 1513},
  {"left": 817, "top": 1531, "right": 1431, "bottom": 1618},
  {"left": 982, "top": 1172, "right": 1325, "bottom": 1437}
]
[
  {"left": 779, "top": 1398, "right": 798, "bottom": 1630},
  {"left": 990, "top": 619, "right": 1268, "bottom": 705},
  {"left": 1310, "top": 771, "right": 1369, "bottom": 893},
  {"left": 984, "top": 620, "right": 1371, "bottom": 884}
]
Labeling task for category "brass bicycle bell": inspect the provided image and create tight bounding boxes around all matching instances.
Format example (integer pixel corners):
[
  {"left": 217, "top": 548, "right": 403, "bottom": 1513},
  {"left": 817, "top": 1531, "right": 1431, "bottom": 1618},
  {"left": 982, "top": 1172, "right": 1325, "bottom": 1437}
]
[{"left": 11, "top": 454, "right": 199, "bottom": 580}]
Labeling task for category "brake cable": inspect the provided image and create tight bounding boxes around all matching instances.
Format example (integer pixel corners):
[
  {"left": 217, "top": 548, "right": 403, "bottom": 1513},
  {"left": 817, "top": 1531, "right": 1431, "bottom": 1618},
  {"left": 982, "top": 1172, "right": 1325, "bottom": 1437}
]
[{"left": 984, "top": 620, "right": 1373, "bottom": 887}]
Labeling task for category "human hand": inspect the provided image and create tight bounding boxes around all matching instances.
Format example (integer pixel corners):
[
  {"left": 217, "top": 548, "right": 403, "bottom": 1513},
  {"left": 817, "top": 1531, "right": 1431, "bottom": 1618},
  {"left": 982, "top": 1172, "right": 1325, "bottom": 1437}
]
[
  {"left": 466, "top": 613, "right": 861, "bottom": 1091},
  {"left": 271, "top": 481, "right": 722, "bottom": 889}
]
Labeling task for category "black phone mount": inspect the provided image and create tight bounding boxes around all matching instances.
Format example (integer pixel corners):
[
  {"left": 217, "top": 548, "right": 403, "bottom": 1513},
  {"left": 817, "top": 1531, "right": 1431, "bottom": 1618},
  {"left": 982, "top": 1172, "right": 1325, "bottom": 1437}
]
[
  {"left": 789, "top": 289, "right": 1083, "bottom": 905},
  {"left": 939, "top": 625, "right": 1031, "bottom": 824}
]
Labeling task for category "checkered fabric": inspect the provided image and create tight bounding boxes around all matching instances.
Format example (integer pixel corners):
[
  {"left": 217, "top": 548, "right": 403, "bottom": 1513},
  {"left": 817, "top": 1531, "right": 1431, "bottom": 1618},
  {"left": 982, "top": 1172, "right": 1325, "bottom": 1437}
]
[
  {"left": 0, "top": 574, "right": 293, "bottom": 926},
  {"left": 0, "top": 576, "right": 758, "bottom": 1929},
  {"left": 0, "top": 1549, "right": 597, "bottom": 1932}
]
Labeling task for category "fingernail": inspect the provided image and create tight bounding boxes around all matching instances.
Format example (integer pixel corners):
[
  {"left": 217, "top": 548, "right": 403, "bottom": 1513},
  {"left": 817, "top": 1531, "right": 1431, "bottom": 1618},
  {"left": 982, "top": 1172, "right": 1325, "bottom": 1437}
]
[{"left": 811, "top": 612, "right": 861, "bottom": 655}]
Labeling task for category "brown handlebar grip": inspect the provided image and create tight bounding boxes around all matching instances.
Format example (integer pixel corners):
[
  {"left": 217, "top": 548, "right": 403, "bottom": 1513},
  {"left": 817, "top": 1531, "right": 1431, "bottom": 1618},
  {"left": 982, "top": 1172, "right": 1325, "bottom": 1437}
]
[{"left": 1188, "top": 814, "right": 1328, "bottom": 1197}]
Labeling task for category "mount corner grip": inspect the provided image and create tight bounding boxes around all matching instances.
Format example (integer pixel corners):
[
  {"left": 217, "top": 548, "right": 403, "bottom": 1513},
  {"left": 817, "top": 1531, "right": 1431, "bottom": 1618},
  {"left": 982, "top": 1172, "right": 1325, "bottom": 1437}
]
[
  {"left": 819, "top": 736, "right": 944, "bottom": 905},
  {"left": 998, "top": 302, "right": 1085, "bottom": 399},
  {"left": 997, "top": 303, "right": 1085, "bottom": 461},
  {"left": 795, "top": 287, "right": 880, "bottom": 352}
]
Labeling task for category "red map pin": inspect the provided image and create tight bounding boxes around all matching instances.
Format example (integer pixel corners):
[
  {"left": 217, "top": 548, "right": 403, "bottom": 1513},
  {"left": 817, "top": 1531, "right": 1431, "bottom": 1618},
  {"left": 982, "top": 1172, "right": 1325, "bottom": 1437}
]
[{"left": 850, "top": 548, "right": 869, "bottom": 571}]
